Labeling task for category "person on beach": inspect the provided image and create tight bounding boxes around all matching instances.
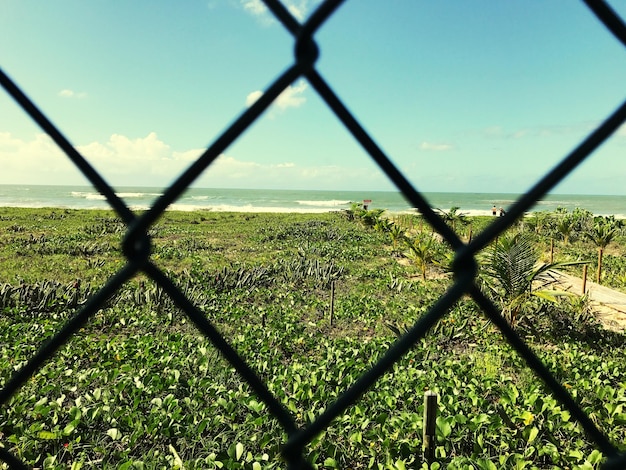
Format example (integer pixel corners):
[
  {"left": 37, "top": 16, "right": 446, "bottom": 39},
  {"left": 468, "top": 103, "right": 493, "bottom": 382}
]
[
  {"left": 500, "top": 207, "right": 506, "bottom": 217},
  {"left": 492, "top": 205, "right": 497, "bottom": 216}
]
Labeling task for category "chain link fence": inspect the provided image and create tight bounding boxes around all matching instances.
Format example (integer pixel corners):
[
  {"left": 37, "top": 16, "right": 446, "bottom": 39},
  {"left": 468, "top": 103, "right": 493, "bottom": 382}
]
[{"left": 1, "top": 0, "right": 626, "bottom": 468}]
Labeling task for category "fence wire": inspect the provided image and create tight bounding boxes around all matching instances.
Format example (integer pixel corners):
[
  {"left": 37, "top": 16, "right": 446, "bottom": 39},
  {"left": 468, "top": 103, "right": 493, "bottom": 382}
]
[{"left": 1, "top": 0, "right": 626, "bottom": 468}]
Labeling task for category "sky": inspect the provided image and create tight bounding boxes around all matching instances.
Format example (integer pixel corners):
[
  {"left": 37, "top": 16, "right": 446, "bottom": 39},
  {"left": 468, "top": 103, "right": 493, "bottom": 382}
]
[{"left": 1, "top": 0, "right": 626, "bottom": 195}]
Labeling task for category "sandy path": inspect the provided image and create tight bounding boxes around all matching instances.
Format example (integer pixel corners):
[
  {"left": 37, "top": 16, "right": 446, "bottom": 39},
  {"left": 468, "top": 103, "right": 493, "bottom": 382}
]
[{"left": 551, "top": 271, "right": 626, "bottom": 332}]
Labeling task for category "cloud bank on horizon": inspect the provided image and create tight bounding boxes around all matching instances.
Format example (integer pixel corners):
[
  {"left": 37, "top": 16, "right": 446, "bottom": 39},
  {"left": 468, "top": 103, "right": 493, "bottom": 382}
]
[
  {"left": 1, "top": 1, "right": 625, "bottom": 194},
  {"left": 0, "top": 131, "right": 390, "bottom": 190}
]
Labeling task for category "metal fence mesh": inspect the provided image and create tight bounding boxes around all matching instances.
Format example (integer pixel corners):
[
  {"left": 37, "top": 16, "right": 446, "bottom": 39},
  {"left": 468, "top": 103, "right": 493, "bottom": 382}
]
[{"left": 1, "top": 0, "right": 626, "bottom": 468}]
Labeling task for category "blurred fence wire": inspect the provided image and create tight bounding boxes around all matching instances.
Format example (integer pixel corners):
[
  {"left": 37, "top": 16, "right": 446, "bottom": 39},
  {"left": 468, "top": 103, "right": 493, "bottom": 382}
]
[{"left": 1, "top": 0, "right": 626, "bottom": 468}]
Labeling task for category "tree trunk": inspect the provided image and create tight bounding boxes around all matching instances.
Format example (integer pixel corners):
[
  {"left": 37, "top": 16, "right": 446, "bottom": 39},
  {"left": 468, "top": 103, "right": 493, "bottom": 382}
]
[{"left": 597, "top": 247, "right": 603, "bottom": 284}]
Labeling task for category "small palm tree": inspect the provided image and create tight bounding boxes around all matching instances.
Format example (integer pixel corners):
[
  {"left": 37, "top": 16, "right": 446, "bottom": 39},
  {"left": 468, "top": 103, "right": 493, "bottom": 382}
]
[
  {"left": 404, "top": 235, "right": 438, "bottom": 280},
  {"left": 555, "top": 215, "right": 575, "bottom": 244},
  {"left": 374, "top": 217, "right": 393, "bottom": 233},
  {"left": 482, "top": 233, "right": 582, "bottom": 326},
  {"left": 526, "top": 211, "right": 551, "bottom": 235},
  {"left": 388, "top": 223, "right": 406, "bottom": 249},
  {"left": 345, "top": 202, "right": 385, "bottom": 227},
  {"left": 586, "top": 218, "right": 620, "bottom": 283},
  {"left": 436, "top": 206, "right": 468, "bottom": 232}
]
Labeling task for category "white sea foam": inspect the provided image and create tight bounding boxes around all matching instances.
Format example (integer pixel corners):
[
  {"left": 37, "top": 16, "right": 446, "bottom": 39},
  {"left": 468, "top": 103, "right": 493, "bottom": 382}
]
[
  {"left": 117, "top": 192, "right": 162, "bottom": 198},
  {"left": 71, "top": 191, "right": 161, "bottom": 200},
  {"left": 71, "top": 191, "right": 106, "bottom": 200},
  {"left": 296, "top": 199, "right": 351, "bottom": 207},
  {"left": 6, "top": 186, "right": 626, "bottom": 217},
  {"left": 168, "top": 203, "right": 341, "bottom": 213}
]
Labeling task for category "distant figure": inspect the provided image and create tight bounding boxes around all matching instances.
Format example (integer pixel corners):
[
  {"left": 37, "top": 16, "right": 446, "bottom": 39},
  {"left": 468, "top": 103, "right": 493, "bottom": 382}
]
[
  {"left": 499, "top": 207, "right": 506, "bottom": 217},
  {"left": 492, "top": 205, "right": 497, "bottom": 216}
]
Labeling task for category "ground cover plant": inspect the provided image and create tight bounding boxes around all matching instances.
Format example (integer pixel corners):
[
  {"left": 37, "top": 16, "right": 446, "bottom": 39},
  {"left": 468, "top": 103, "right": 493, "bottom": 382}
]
[{"left": 0, "top": 207, "right": 625, "bottom": 469}]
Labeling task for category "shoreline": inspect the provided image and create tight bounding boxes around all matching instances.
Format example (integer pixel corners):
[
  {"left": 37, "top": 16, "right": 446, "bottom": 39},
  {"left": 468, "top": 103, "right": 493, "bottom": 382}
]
[
  {"left": 1, "top": 184, "right": 625, "bottom": 218},
  {"left": 0, "top": 204, "right": 624, "bottom": 219}
]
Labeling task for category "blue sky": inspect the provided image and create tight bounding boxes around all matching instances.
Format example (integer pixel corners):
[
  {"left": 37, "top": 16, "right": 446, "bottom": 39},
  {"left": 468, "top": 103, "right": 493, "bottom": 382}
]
[{"left": 1, "top": 1, "right": 625, "bottom": 194}]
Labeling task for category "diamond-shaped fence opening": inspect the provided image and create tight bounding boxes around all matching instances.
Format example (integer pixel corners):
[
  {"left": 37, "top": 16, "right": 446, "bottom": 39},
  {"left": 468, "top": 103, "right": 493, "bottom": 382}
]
[{"left": 1, "top": 0, "right": 626, "bottom": 468}]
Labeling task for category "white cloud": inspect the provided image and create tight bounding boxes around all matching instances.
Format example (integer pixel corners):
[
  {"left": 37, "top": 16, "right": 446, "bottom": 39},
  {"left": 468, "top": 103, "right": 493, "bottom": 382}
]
[
  {"left": 195, "top": 154, "right": 386, "bottom": 190},
  {"left": 482, "top": 121, "right": 599, "bottom": 140},
  {"left": 58, "top": 89, "right": 87, "bottom": 99},
  {"left": 420, "top": 141, "right": 453, "bottom": 152},
  {"left": 76, "top": 132, "right": 206, "bottom": 182},
  {"left": 0, "top": 131, "right": 203, "bottom": 186},
  {"left": 286, "top": 0, "right": 309, "bottom": 21},
  {"left": 0, "top": 132, "right": 83, "bottom": 184},
  {"left": 241, "top": 0, "right": 267, "bottom": 17},
  {"left": 245, "top": 80, "right": 308, "bottom": 115},
  {"left": 240, "top": 0, "right": 321, "bottom": 22},
  {"left": 0, "top": 130, "right": 387, "bottom": 190},
  {"left": 275, "top": 80, "right": 307, "bottom": 109},
  {"left": 245, "top": 90, "right": 264, "bottom": 108}
]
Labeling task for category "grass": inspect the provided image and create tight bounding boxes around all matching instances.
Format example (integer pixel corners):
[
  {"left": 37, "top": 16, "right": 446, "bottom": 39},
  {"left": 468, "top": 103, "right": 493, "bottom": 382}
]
[{"left": 0, "top": 207, "right": 625, "bottom": 469}]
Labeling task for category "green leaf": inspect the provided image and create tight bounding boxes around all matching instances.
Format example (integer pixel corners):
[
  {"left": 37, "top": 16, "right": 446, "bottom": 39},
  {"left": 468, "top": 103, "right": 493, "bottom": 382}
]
[
  {"left": 38, "top": 430, "right": 58, "bottom": 440},
  {"left": 107, "top": 428, "right": 122, "bottom": 440},
  {"left": 527, "top": 426, "right": 539, "bottom": 444},
  {"left": 587, "top": 449, "right": 603, "bottom": 464},
  {"left": 476, "top": 459, "right": 497, "bottom": 470},
  {"left": 568, "top": 449, "right": 584, "bottom": 460},
  {"left": 70, "top": 461, "right": 83, "bottom": 470},
  {"left": 533, "top": 289, "right": 572, "bottom": 302},
  {"left": 235, "top": 442, "right": 244, "bottom": 461},
  {"left": 34, "top": 397, "right": 49, "bottom": 408},
  {"left": 394, "top": 460, "right": 407, "bottom": 470},
  {"left": 614, "top": 413, "right": 626, "bottom": 425},
  {"left": 323, "top": 458, "right": 338, "bottom": 468},
  {"left": 436, "top": 416, "right": 452, "bottom": 438},
  {"left": 168, "top": 444, "right": 184, "bottom": 468},
  {"left": 63, "top": 423, "right": 76, "bottom": 435}
]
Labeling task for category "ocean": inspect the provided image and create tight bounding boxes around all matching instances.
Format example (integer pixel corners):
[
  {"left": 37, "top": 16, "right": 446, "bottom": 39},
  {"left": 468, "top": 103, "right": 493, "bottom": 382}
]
[{"left": 0, "top": 184, "right": 625, "bottom": 217}]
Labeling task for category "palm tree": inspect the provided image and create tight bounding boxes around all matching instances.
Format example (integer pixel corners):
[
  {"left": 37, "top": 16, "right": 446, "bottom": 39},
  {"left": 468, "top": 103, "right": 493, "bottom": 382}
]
[
  {"left": 388, "top": 223, "right": 406, "bottom": 250},
  {"left": 436, "top": 206, "right": 468, "bottom": 232},
  {"left": 586, "top": 218, "right": 620, "bottom": 283},
  {"left": 374, "top": 217, "right": 393, "bottom": 234},
  {"left": 481, "top": 233, "right": 582, "bottom": 326},
  {"left": 404, "top": 235, "right": 438, "bottom": 280},
  {"left": 555, "top": 215, "right": 575, "bottom": 245},
  {"left": 526, "top": 211, "right": 551, "bottom": 236}
]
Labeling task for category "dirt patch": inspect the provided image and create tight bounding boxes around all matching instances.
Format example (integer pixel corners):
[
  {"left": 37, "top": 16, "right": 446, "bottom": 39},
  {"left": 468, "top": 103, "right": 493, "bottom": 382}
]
[{"left": 551, "top": 271, "right": 626, "bottom": 333}]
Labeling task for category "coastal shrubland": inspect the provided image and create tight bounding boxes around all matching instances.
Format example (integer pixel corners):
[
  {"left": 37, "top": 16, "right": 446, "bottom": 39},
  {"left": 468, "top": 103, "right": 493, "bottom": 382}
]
[{"left": 0, "top": 207, "right": 624, "bottom": 469}]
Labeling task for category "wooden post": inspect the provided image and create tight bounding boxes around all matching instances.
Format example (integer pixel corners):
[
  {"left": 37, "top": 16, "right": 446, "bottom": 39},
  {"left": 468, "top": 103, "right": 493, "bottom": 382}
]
[
  {"left": 423, "top": 391, "right": 438, "bottom": 463},
  {"left": 582, "top": 265, "right": 588, "bottom": 295},
  {"left": 468, "top": 226, "right": 473, "bottom": 244},
  {"left": 329, "top": 280, "right": 335, "bottom": 326},
  {"left": 550, "top": 239, "right": 554, "bottom": 264}
]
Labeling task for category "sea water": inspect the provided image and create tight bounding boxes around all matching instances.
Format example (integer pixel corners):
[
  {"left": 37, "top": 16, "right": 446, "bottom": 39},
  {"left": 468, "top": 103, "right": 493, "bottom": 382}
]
[{"left": 0, "top": 184, "right": 625, "bottom": 217}]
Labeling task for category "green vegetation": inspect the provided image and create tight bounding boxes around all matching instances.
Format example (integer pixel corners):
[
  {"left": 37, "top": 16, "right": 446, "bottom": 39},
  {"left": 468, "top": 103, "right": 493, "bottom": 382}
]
[
  {"left": 479, "top": 232, "right": 584, "bottom": 327},
  {"left": 0, "top": 207, "right": 625, "bottom": 469}
]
